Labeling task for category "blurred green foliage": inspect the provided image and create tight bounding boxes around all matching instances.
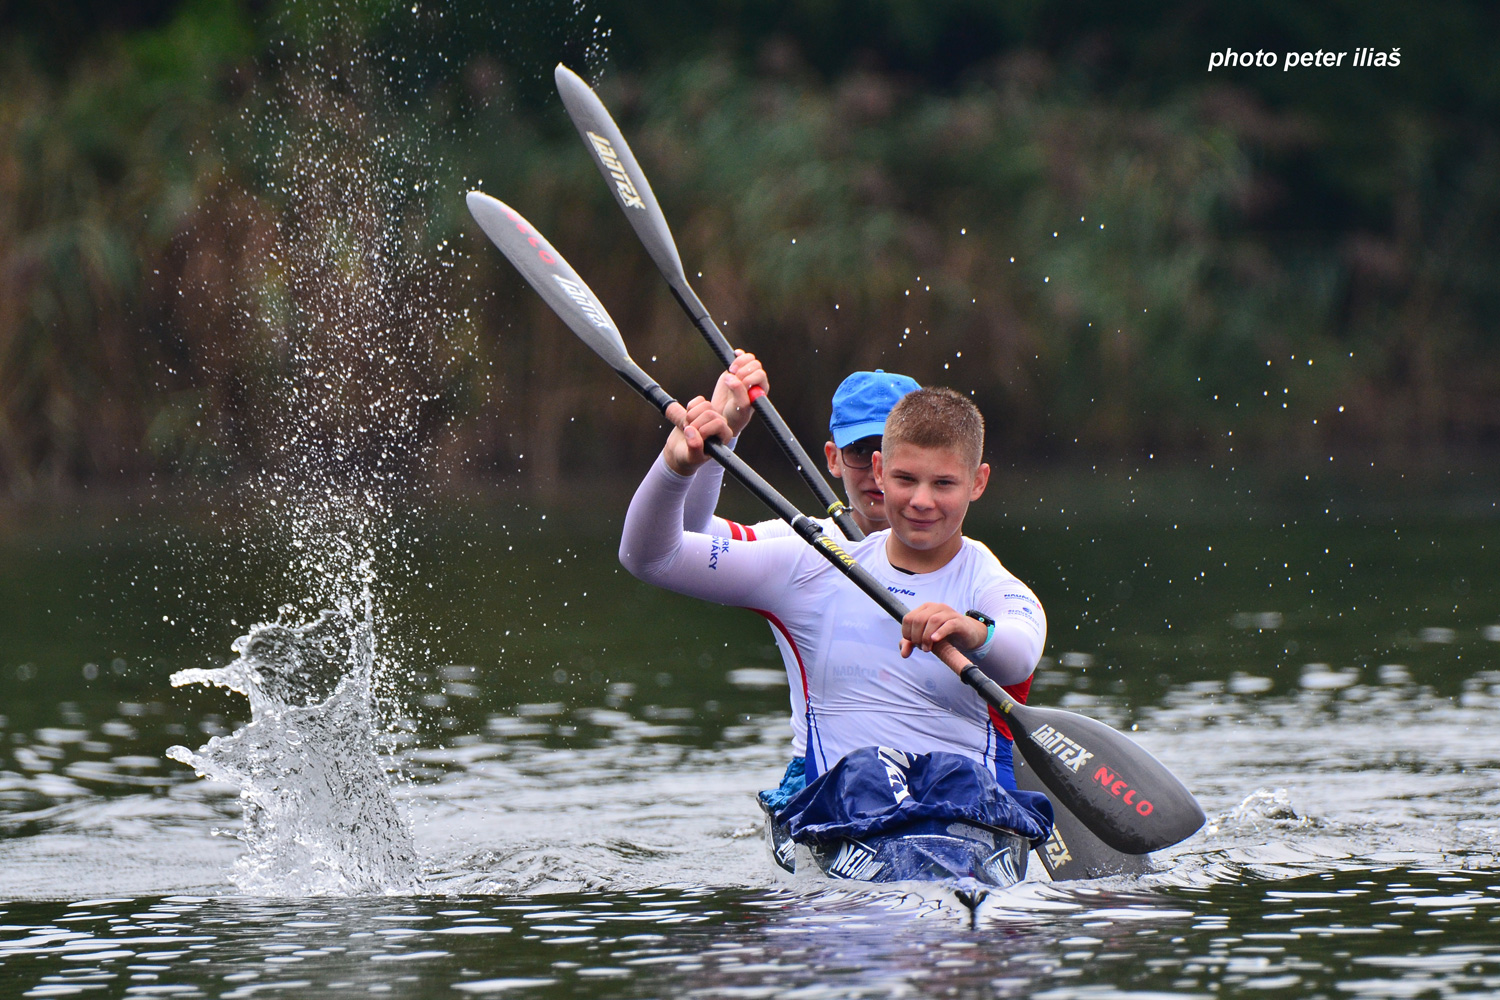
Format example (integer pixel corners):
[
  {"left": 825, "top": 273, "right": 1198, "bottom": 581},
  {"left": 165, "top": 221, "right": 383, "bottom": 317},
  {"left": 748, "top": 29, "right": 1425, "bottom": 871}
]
[{"left": 1, "top": 0, "right": 1497, "bottom": 495}]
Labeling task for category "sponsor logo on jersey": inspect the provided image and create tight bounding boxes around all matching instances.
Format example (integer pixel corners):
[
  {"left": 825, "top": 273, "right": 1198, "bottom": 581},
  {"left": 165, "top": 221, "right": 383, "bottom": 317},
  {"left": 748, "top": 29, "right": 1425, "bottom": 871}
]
[
  {"left": 586, "top": 132, "right": 647, "bottom": 209},
  {"left": 1094, "top": 765, "right": 1154, "bottom": 816},
  {"left": 831, "top": 662, "right": 883, "bottom": 681},
  {"left": 1028, "top": 724, "right": 1095, "bottom": 772},
  {"left": 551, "top": 275, "right": 615, "bottom": 331},
  {"left": 887, "top": 585, "right": 917, "bottom": 597},
  {"left": 708, "top": 535, "right": 728, "bottom": 570},
  {"left": 826, "top": 838, "right": 884, "bottom": 881}
]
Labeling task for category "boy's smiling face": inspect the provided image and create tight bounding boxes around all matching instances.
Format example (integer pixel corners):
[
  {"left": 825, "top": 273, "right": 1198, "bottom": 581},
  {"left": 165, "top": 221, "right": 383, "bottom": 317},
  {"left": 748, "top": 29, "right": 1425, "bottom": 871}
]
[{"left": 873, "top": 441, "right": 989, "bottom": 571}]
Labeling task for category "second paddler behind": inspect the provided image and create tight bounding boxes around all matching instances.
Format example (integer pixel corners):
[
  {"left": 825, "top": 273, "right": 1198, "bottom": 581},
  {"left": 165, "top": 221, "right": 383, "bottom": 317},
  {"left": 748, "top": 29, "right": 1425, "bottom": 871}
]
[{"left": 618, "top": 370, "right": 1055, "bottom": 858}]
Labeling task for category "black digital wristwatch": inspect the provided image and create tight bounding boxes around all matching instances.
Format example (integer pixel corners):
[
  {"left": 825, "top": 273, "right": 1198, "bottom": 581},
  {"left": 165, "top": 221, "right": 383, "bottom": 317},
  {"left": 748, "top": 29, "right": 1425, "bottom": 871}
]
[{"left": 965, "top": 609, "right": 996, "bottom": 650}]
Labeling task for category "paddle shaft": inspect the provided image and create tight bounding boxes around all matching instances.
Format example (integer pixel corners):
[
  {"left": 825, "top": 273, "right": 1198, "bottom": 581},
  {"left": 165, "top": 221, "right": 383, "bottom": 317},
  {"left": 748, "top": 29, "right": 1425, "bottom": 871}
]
[
  {"left": 553, "top": 63, "right": 866, "bottom": 542},
  {"left": 668, "top": 280, "right": 865, "bottom": 540}
]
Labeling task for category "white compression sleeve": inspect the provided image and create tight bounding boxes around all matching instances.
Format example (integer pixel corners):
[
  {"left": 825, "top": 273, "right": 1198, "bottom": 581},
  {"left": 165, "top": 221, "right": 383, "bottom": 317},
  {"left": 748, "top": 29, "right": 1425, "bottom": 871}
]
[
  {"left": 968, "top": 583, "right": 1048, "bottom": 687},
  {"left": 680, "top": 436, "right": 735, "bottom": 533},
  {"left": 676, "top": 438, "right": 800, "bottom": 541},
  {"left": 619, "top": 455, "right": 805, "bottom": 609}
]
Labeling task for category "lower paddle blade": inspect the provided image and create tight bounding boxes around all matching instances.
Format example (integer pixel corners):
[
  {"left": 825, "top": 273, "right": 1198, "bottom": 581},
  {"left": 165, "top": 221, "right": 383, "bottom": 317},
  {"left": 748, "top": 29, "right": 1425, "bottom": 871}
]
[
  {"left": 1013, "top": 753, "right": 1153, "bottom": 880},
  {"left": 1008, "top": 702, "right": 1204, "bottom": 854}
]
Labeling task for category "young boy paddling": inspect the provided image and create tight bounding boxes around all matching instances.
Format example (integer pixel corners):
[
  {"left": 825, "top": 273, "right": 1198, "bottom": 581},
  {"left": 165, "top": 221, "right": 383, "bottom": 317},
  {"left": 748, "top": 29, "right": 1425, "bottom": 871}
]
[
  {"left": 620, "top": 384, "right": 1049, "bottom": 833},
  {"left": 679, "top": 359, "right": 919, "bottom": 788}
]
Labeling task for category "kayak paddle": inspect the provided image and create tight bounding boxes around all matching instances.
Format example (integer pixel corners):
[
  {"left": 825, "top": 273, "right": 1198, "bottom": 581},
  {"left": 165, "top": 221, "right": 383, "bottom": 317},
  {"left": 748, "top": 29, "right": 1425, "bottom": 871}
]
[
  {"left": 553, "top": 63, "right": 867, "bottom": 544},
  {"left": 465, "top": 190, "right": 1205, "bottom": 855}
]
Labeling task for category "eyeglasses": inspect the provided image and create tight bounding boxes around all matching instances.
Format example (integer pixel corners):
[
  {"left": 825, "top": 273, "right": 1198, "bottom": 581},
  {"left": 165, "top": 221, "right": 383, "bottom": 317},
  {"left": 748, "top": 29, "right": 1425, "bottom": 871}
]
[{"left": 839, "top": 438, "right": 879, "bottom": 469}]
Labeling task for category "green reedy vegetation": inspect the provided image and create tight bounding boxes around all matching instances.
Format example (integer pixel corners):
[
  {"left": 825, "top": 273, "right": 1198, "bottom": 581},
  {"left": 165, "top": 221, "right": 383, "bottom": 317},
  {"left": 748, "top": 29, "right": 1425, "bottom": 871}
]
[{"left": 2, "top": 1, "right": 1496, "bottom": 494}]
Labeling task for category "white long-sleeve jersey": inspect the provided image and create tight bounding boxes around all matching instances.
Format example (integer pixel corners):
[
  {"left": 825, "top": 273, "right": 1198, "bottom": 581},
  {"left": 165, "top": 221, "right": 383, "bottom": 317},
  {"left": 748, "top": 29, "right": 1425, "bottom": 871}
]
[
  {"left": 623, "top": 456, "right": 1047, "bottom": 783},
  {"left": 678, "top": 444, "right": 844, "bottom": 754}
]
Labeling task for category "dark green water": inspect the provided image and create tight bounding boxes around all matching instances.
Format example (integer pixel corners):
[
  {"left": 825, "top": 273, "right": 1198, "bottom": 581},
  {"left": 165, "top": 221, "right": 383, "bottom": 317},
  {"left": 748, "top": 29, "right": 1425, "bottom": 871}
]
[{"left": 0, "top": 467, "right": 1497, "bottom": 997}]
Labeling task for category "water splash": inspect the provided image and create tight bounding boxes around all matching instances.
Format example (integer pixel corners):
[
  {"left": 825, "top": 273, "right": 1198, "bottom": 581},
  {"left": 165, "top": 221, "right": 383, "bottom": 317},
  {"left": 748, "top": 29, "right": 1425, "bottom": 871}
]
[
  {"left": 156, "top": 0, "right": 620, "bottom": 895},
  {"left": 1209, "top": 787, "right": 1323, "bottom": 836},
  {"left": 167, "top": 598, "right": 420, "bottom": 895}
]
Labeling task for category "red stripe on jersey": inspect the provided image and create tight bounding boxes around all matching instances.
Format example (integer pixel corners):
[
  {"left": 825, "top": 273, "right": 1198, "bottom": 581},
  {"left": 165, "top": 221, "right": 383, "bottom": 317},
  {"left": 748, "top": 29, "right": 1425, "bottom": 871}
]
[
  {"left": 727, "top": 521, "right": 743, "bottom": 540},
  {"left": 744, "top": 524, "right": 757, "bottom": 541},
  {"left": 986, "top": 674, "right": 1033, "bottom": 742},
  {"left": 752, "top": 609, "right": 809, "bottom": 701}
]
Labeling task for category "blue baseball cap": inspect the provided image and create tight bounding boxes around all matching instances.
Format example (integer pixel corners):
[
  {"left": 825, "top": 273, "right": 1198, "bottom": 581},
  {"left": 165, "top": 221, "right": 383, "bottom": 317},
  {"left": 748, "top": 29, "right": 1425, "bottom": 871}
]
[{"left": 828, "top": 370, "right": 921, "bottom": 448}]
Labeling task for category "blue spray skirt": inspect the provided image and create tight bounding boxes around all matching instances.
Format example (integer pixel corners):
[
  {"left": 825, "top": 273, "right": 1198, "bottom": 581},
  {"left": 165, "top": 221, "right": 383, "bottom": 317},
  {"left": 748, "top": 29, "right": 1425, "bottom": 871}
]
[{"left": 762, "top": 747, "right": 1053, "bottom": 888}]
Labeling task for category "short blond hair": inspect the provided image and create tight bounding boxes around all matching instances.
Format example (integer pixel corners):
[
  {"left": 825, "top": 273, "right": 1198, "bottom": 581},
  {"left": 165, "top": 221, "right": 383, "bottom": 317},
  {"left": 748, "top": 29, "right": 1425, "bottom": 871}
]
[{"left": 882, "top": 387, "right": 984, "bottom": 469}]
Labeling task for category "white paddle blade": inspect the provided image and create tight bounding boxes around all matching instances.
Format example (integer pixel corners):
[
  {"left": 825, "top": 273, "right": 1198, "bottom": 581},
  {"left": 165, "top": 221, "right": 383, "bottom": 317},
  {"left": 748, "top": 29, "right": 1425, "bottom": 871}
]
[
  {"left": 553, "top": 63, "right": 688, "bottom": 282},
  {"left": 465, "top": 191, "right": 631, "bottom": 368}
]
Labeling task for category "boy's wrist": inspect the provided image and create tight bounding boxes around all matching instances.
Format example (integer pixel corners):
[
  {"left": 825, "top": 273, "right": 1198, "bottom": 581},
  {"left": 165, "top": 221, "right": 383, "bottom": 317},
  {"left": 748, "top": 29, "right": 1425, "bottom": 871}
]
[
  {"left": 965, "top": 609, "right": 996, "bottom": 657},
  {"left": 660, "top": 448, "right": 699, "bottom": 478}
]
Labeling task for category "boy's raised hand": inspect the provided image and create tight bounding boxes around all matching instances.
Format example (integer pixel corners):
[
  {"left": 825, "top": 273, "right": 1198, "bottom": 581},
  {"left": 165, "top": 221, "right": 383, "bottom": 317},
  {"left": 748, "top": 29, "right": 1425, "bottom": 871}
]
[
  {"left": 711, "top": 350, "right": 768, "bottom": 437},
  {"left": 899, "top": 602, "right": 989, "bottom": 658},
  {"left": 662, "top": 396, "right": 732, "bottom": 475}
]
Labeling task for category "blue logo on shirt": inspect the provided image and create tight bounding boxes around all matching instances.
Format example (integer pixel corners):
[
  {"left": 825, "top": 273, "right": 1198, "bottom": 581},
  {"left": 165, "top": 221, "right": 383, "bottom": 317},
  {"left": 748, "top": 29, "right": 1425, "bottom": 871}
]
[{"left": 708, "top": 536, "right": 728, "bottom": 570}]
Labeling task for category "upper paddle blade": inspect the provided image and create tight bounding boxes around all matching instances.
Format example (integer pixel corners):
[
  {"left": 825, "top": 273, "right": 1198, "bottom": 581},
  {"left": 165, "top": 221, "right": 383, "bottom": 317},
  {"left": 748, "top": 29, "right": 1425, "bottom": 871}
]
[
  {"left": 554, "top": 63, "right": 688, "bottom": 284},
  {"left": 1007, "top": 701, "right": 1205, "bottom": 854},
  {"left": 465, "top": 191, "right": 632, "bottom": 370}
]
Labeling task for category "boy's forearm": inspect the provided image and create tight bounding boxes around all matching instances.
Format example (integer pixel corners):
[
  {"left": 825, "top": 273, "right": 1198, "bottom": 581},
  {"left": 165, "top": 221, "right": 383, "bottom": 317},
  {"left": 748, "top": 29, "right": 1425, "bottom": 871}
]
[
  {"left": 619, "top": 454, "right": 797, "bottom": 611},
  {"left": 970, "top": 590, "right": 1046, "bottom": 686},
  {"left": 971, "top": 626, "right": 1044, "bottom": 686},
  {"left": 681, "top": 436, "right": 735, "bottom": 533},
  {"left": 620, "top": 455, "right": 695, "bottom": 582}
]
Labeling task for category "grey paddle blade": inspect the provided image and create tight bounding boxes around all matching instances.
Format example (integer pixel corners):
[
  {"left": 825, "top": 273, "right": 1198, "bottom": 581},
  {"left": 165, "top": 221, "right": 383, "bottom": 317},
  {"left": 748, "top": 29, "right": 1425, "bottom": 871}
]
[
  {"left": 961, "top": 663, "right": 1203, "bottom": 854},
  {"left": 1014, "top": 753, "right": 1152, "bottom": 880},
  {"left": 554, "top": 63, "right": 866, "bottom": 543},
  {"left": 554, "top": 63, "right": 688, "bottom": 284},
  {"left": 465, "top": 191, "right": 632, "bottom": 369},
  {"left": 1009, "top": 701, "right": 1205, "bottom": 854}
]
